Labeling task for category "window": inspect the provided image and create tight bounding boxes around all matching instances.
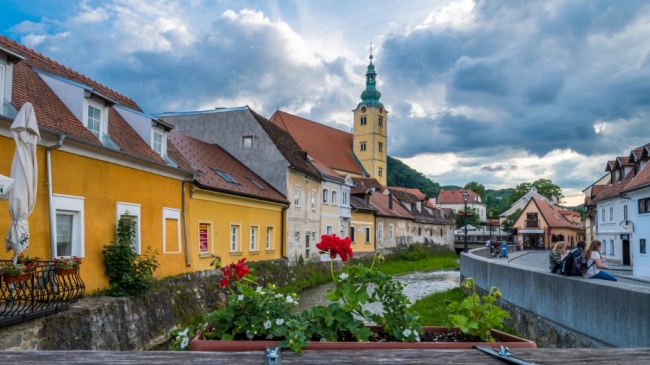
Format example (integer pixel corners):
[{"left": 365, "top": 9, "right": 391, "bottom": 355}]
[
  {"left": 641, "top": 239, "right": 647, "bottom": 254},
  {"left": 294, "top": 186, "right": 300, "bottom": 207},
  {"left": 250, "top": 226, "right": 258, "bottom": 251},
  {"left": 198, "top": 222, "right": 211, "bottom": 255},
  {"left": 117, "top": 202, "right": 140, "bottom": 254},
  {"left": 266, "top": 227, "right": 274, "bottom": 250},
  {"left": 163, "top": 208, "right": 181, "bottom": 253},
  {"left": 365, "top": 226, "right": 371, "bottom": 243},
  {"left": 311, "top": 191, "right": 316, "bottom": 211},
  {"left": 378, "top": 142, "right": 383, "bottom": 152},
  {"left": 600, "top": 207, "right": 606, "bottom": 222},
  {"left": 211, "top": 168, "right": 239, "bottom": 184},
  {"left": 247, "top": 177, "right": 265, "bottom": 190},
  {"left": 230, "top": 225, "right": 241, "bottom": 252},
  {"left": 152, "top": 129, "right": 164, "bottom": 155},
  {"left": 360, "top": 142, "right": 366, "bottom": 151},
  {"left": 378, "top": 167, "right": 383, "bottom": 177},
  {"left": 53, "top": 195, "right": 85, "bottom": 258},
  {"left": 378, "top": 223, "right": 384, "bottom": 240},
  {"left": 342, "top": 191, "right": 348, "bottom": 206},
  {"left": 326, "top": 226, "right": 333, "bottom": 235},
  {"left": 322, "top": 188, "right": 329, "bottom": 203},
  {"left": 349, "top": 226, "right": 356, "bottom": 243},
  {"left": 609, "top": 206, "right": 613, "bottom": 222},
  {"left": 86, "top": 103, "right": 102, "bottom": 137},
  {"left": 610, "top": 240, "right": 614, "bottom": 256},
  {"left": 0, "top": 63, "right": 4, "bottom": 106},
  {"left": 378, "top": 116, "right": 383, "bottom": 127},
  {"left": 389, "top": 224, "right": 394, "bottom": 240},
  {"left": 640, "top": 198, "right": 650, "bottom": 214},
  {"left": 332, "top": 191, "right": 338, "bottom": 205},
  {"left": 360, "top": 116, "right": 367, "bottom": 125},
  {"left": 242, "top": 136, "right": 253, "bottom": 149},
  {"left": 620, "top": 168, "right": 626, "bottom": 180},
  {"left": 623, "top": 204, "right": 628, "bottom": 221},
  {"left": 602, "top": 240, "right": 607, "bottom": 255},
  {"left": 294, "top": 231, "right": 300, "bottom": 241},
  {"left": 418, "top": 227, "right": 422, "bottom": 236},
  {"left": 305, "top": 233, "right": 311, "bottom": 257}
]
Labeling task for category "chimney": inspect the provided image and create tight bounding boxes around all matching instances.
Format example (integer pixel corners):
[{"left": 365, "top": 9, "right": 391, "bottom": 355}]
[{"left": 389, "top": 191, "right": 393, "bottom": 210}]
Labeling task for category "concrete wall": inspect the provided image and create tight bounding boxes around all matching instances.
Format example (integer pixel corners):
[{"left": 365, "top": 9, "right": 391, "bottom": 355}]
[{"left": 461, "top": 248, "right": 650, "bottom": 348}]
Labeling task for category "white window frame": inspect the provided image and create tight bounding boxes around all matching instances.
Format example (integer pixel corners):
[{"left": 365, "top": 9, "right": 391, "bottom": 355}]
[
  {"left": 230, "top": 224, "right": 241, "bottom": 253},
  {"left": 608, "top": 205, "right": 614, "bottom": 222},
  {"left": 151, "top": 128, "right": 165, "bottom": 156},
  {"left": 250, "top": 226, "right": 258, "bottom": 252},
  {"left": 360, "top": 142, "right": 366, "bottom": 151},
  {"left": 242, "top": 136, "right": 253, "bottom": 149},
  {"left": 332, "top": 191, "right": 338, "bottom": 205},
  {"left": 600, "top": 207, "right": 605, "bottom": 223},
  {"left": 365, "top": 226, "right": 371, "bottom": 243},
  {"left": 198, "top": 221, "right": 212, "bottom": 255},
  {"left": 342, "top": 191, "right": 348, "bottom": 206},
  {"left": 0, "top": 63, "right": 5, "bottom": 105},
  {"left": 311, "top": 191, "right": 316, "bottom": 211},
  {"left": 602, "top": 240, "right": 607, "bottom": 255},
  {"left": 266, "top": 226, "right": 274, "bottom": 250},
  {"left": 294, "top": 186, "right": 301, "bottom": 208},
  {"left": 84, "top": 99, "right": 106, "bottom": 139},
  {"left": 162, "top": 208, "right": 181, "bottom": 253},
  {"left": 326, "top": 225, "right": 333, "bottom": 235},
  {"left": 323, "top": 188, "right": 329, "bottom": 203},
  {"left": 389, "top": 224, "right": 394, "bottom": 240},
  {"left": 117, "top": 202, "right": 141, "bottom": 254},
  {"left": 610, "top": 239, "right": 614, "bottom": 256},
  {"left": 622, "top": 203, "right": 628, "bottom": 221},
  {"left": 378, "top": 223, "right": 384, "bottom": 240},
  {"left": 53, "top": 194, "right": 85, "bottom": 259},
  {"left": 360, "top": 115, "right": 367, "bottom": 125},
  {"left": 378, "top": 167, "right": 383, "bottom": 177}
]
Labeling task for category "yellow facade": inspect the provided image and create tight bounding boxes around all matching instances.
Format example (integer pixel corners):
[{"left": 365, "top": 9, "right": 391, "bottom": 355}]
[
  {"left": 187, "top": 188, "right": 285, "bottom": 270},
  {"left": 349, "top": 210, "right": 375, "bottom": 255},
  {"left": 0, "top": 134, "right": 192, "bottom": 292},
  {"left": 353, "top": 106, "right": 387, "bottom": 186}
]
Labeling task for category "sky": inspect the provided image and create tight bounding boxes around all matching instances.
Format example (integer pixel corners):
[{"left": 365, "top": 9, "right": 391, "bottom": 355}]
[{"left": 3, "top": 0, "right": 650, "bottom": 206}]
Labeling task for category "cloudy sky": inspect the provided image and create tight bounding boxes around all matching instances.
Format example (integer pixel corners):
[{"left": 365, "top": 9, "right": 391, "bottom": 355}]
[{"left": 4, "top": 0, "right": 650, "bottom": 206}]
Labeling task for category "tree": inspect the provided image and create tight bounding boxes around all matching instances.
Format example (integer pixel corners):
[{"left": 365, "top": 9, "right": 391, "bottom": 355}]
[
  {"left": 386, "top": 156, "right": 441, "bottom": 197},
  {"left": 456, "top": 209, "right": 481, "bottom": 229},
  {"left": 506, "top": 179, "right": 564, "bottom": 207},
  {"left": 464, "top": 181, "right": 486, "bottom": 203}
]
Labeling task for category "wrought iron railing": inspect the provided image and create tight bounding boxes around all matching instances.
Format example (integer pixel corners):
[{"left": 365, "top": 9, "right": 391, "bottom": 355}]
[
  {"left": 525, "top": 220, "right": 539, "bottom": 228},
  {"left": 0, "top": 260, "right": 85, "bottom": 327}
]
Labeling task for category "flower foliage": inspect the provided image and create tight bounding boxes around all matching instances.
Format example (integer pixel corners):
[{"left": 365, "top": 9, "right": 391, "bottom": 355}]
[
  {"left": 198, "top": 234, "right": 422, "bottom": 354},
  {"left": 53, "top": 256, "right": 82, "bottom": 269},
  {"left": 446, "top": 277, "right": 510, "bottom": 342},
  {"left": 315, "top": 234, "right": 353, "bottom": 262},
  {"left": 1, "top": 263, "right": 34, "bottom": 275}
]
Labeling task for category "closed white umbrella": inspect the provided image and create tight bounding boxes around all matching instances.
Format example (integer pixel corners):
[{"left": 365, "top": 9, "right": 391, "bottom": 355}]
[{"left": 5, "top": 102, "right": 40, "bottom": 258}]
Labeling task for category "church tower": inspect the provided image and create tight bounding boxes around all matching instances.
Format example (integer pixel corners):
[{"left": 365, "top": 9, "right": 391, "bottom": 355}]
[{"left": 353, "top": 48, "right": 388, "bottom": 186}]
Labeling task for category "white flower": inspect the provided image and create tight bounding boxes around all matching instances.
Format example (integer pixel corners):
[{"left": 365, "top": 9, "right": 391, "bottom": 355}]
[
  {"left": 264, "top": 320, "right": 272, "bottom": 329},
  {"left": 237, "top": 294, "right": 244, "bottom": 301},
  {"left": 415, "top": 336, "right": 421, "bottom": 342},
  {"left": 180, "top": 337, "right": 189, "bottom": 349},
  {"left": 339, "top": 272, "right": 349, "bottom": 280},
  {"left": 286, "top": 295, "right": 294, "bottom": 304},
  {"left": 178, "top": 328, "right": 189, "bottom": 337},
  {"left": 402, "top": 329, "right": 412, "bottom": 337},
  {"left": 413, "top": 330, "right": 418, "bottom": 336},
  {"left": 276, "top": 318, "right": 284, "bottom": 326},
  {"left": 275, "top": 293, "right": 283, "bottom": 298}
]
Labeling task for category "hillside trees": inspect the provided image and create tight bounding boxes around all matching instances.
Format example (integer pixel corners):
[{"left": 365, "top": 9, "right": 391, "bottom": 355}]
[
  {"left": 464, "top": 181, "right": 485, "bottom": 202},
  {"left": 506, "top": 179, "right": 564, "bottom": 207},
  {"left": 387, "top": 156, "right": 441, "bottom": 197}
]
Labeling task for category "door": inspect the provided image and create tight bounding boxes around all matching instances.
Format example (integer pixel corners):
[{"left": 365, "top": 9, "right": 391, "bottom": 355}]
[{"left": 623, "top": 239, "right": 631, "bottom": 266}]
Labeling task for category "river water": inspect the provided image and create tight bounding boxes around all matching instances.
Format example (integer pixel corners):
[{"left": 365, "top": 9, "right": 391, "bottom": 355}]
[{"left": 294, "top": 270, "right": 460, "bottom": 316}]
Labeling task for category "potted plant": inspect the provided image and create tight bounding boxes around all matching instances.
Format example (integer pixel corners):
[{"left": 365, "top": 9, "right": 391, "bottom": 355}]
[
  {"left": 53, "top": 256, "right": 82, "bottom": 276},
  {"left": 17, "top": 253, "right": 41, "bottom": 267},
  {"left": 1, "top": 263, "right": 35, "bottom": 284},
  {"left": 188, "top": 234, "right": 535, "bottom": 353}
]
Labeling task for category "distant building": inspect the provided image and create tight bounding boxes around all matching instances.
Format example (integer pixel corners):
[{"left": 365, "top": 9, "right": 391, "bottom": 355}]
[{"left": 436, "top": 189, "right": 487, "bottom": 222}]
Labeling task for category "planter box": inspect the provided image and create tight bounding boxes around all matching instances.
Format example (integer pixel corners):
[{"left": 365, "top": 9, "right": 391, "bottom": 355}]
[
  {"left": 3, "top": 272, "right": 33, "bottom": 284},
  {"left": 189, "top": 326, "right": 536, "bottom": 351},
  {"left": 55, "top": 267, "right": 79, "bottom": 276}
]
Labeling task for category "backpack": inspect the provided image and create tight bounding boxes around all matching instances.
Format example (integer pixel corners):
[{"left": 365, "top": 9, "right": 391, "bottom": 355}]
[
  {"left": 559, "top": 249, "right": 580, "bottom": 275},
  {"left": 573, "top": 254, "right": 594, "bottom": 274}
]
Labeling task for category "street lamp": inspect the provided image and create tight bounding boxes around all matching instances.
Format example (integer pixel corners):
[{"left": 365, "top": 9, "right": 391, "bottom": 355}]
[
  {"left": 463, "top": 191, "right": 469, "bottom": 253},
  {"left": 507, "top": 219, "right": 513, "bottom": 242}
]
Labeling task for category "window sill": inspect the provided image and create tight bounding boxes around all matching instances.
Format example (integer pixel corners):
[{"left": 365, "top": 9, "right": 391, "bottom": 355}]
[
  {"left": 265, "top": 249, "right": 275, "bottom": 253},
  {"left": 230, "top": 251, "right": 243, "bottom": 256},
  {"left": 249, "top": 251, "right": 260, "bottom": 255},
  {"left": 199, "top": 254, "right": 215, "bottom": 259}
]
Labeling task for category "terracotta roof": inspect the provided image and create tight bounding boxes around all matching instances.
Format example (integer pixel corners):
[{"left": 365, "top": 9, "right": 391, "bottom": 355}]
[
  {"left": 3, "top": 35, "right": 193, "bottom": 172},
  {"left": 629, "top": 146, "right": 646, "bottom": 162},
  {"left": 594, "top": 168, "right": 635, "bottom": 201},
  {"left": 436, "top": 189, "right": 482, "bottom": 204},
  {"left": 616, "top": 156, "right": 634, "bottom": 167},
  {"left": 623, "top": 152, "right": 650, "bottom": 192},
  {"left": 269, "top": 110, "right": 365, "bottom": 175},
  {"left": 310, "top": 156, "right": 344, "bottom": 181},
  {"left": 605, "top": 160, "right": 617, "bottom": 172},
  {"left": 349, "top": 195, "right": 377, "bottom": 212},
  {"left": 351, "top": 177, "right": 384, "bottom": 194},
  {"left": 389, "top": 187, "right": 427, "bottom": 200},
  {"left": 528, "top": 197, "right": 581, "bottom": 229},
  {"left": 250, "top": 110, "right": 322, "bottom": 182},
  {"left": 368, "top": 193, "right": 414, "bottom": 220},
  {"left": 168, "top": 131, "right": 288, "bottom": 204}
]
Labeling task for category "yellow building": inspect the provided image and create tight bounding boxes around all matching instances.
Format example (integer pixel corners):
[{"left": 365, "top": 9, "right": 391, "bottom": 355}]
[
  {"left": 0, "top": 37, "right": 197, "bottom": 292},
  {"left": 168, "top": 132, "right": 288, "bottom": 270},
  {"left": 514, "top": 197, "right": 585, "bottom": 250},
  {"left": 349, "top": 195, "right": 377, "bottom": 256}
]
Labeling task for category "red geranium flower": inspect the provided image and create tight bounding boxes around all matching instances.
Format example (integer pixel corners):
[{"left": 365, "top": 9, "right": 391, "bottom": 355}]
[
  {"left": 316, "top": 234, "right": 354, "bottom": 262},
  {"left": 219, "top": 258, "right": 250, "bottom": 287}
]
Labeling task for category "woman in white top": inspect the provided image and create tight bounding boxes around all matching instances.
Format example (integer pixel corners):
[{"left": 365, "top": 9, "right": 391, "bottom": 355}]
[{"left": 582, "top": 240, "right": 617, "bottom": 281}]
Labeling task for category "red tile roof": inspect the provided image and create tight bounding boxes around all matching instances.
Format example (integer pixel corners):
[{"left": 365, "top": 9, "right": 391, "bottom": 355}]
[
  {"left": 389, "top": 187, "right": 427, "bottom": 200},
  {"left": 168, "top": 131, "right": 288, "bottom": 204},
  {"left": 623, "top": 152, "right": 650, "bottom": 192},
  {"left": 368, "top": 193, "right": 414, "bottom": 220},
  {"left": 351, "top": 177, "right": 384, "bottom": 194},
  {"left": 592, "top": 170, "right": 635, "bottom": 202},
  {"left": 527, "top": 197, "right": 581, "bottom": 229},
  {"left": 269, "top": 110, "right": 365, "bottom": 175},
  {"left": 436, "top": 189, "right": 481, "bottom": 204},
  {"left": 350, "top": 195, "right": 377, "bottom": 212},
  {"left": 310, "top": 156, "right": 344, "bottom": 181}
]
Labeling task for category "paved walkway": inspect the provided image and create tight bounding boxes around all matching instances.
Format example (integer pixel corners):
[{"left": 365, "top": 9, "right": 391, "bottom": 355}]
[{"left": 494, "top": 249, "right": 650, "bottom": 287}]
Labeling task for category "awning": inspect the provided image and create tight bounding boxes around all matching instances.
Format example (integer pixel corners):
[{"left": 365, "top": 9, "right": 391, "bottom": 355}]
[{"left": 518, "top": 228, "right": 544, "bottom": 234}]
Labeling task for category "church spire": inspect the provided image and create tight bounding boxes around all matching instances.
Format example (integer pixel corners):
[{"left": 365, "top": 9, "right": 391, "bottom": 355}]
[{"left": 359, "top": 43, "right": 382, "bottom": 108}]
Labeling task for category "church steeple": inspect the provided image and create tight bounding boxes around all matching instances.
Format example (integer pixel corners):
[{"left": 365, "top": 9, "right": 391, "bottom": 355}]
[{"left": 358, "top": 45, "right": 383, "bottom": 109}]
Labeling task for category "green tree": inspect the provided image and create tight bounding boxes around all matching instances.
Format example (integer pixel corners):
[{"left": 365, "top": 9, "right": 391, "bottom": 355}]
[
  {"left": 464, "top": 181, "right": 485, "bottom": 203},
  {"left": 502, "top": 209, "right": 522, "bottom": 234},
  {"left": 506, "top": 179, "right": 564, "bottom": 207},
  {"left": 386, "top": 156, "right": 441, "bottom": 197},
  {"left": 456, "top": 209, "right": 481, "bottom": 229}
]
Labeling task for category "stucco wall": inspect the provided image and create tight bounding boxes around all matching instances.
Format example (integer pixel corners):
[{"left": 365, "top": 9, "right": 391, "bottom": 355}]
[{"left": 460, "top": 248, "right": 650, "bottom": 348}]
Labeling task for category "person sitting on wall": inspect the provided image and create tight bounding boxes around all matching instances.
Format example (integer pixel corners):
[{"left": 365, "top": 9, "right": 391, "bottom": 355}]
[
  {"left": 486, "top": 238, "right": 492, "bottom": 255},
  {"left": 582, "top": 240, "right": 618, "bottom": 282},
  {"left": 549, "top": 241, "right": 567, "bottom": 273}
]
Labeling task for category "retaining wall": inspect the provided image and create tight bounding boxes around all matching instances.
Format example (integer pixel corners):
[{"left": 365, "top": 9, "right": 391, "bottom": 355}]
[{"left": 461, "top": 248, "right": 650, "bottom": 348}]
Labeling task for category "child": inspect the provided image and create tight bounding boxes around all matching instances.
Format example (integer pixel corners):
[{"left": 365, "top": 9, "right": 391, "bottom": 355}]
[{"left": 500, "top": 241, "right": 508, "bottom": 258}]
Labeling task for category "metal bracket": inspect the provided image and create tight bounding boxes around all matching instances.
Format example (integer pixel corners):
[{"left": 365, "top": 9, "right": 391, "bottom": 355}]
[
  {"left": 264, "top": 346, "right": 282, "bottom": 365},
  {"left": 474, "top": 345, "right": 538, "bottom": 365}
]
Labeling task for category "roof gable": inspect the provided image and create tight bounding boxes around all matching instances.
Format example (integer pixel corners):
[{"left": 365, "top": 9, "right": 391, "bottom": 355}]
[{"left": 437, "top": 189, "right": 482, "bottom": 204}]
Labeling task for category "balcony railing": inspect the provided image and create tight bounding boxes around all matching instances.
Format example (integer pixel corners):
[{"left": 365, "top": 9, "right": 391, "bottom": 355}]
[
  {"left": 525, "top": 220, "right": 539, "bottom": 228},
  {"left": 0, "top": 260, "right": 85, "bottom": 327}
]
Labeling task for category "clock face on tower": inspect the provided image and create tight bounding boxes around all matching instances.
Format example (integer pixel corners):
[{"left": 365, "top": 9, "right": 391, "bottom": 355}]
[
  {"left": 360, "top": 106, "right": 367, "bottom": 113},
  {"left": 379, "top": 107, "right": 383, "bottom": 114}
]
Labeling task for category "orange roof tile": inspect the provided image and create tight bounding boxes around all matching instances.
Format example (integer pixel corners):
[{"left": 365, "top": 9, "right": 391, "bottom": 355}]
[
  {"left": 528, "top": 197, "right": 581, "bottom": 229},
  {"left": 436, "top": 189, "right": 481, "bottom": 204},
  {"left": 269, "top": 110, "right": 365, "bottom": 175},
  {"left": 368, "top": 193, "right": 414, "bottom": 219}
]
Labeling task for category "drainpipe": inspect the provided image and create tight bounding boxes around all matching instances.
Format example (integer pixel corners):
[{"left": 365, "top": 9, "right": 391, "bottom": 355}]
[
  {"left": 281, "top": 205, "right": 288, "bottom": 259},
  {"left": 182, "top": 181, "right": 191, "bottom": 266},
  {"left": 46, "top": 135, "right": 65, "bottom": 259}
]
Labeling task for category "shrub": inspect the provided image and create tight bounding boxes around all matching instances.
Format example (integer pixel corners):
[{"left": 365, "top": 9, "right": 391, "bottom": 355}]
[{"left": 102, "top": 216, "right": 159, "bottom": 296}]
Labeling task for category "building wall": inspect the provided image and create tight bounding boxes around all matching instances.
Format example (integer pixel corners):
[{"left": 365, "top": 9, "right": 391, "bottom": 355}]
[
  {"left": 630, "top": 186, "right": 650, "bottom": 277},
  {"left": 375, "top": 216, "right": 411, "bottom": 252},
  {"left": 349, "top": 210, "right": 375, "bottom": 255},
  {"left": 595, "top": 197, "right": 633, "bottom": 265},
  {"left": 352, "top": 106, "right": 387, "bottom": 186},
  {"left": 437, "top": 202, "right": 487, "bottom": 222},
  {"left": 0, "top": 136, "right": 189, "bottom": 292},
  {"left": 320, "top": 180, "right": 341, "bottom": 239},
  {"left": 286, "top": 171, "right": 321, "bottom": 262},
  {"left": 186, "top": 188, "right": 284, "bottom": 270}
]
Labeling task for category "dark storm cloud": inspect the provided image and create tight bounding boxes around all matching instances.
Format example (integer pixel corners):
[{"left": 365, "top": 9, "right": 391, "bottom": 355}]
[{"left": 382, "top": 0, "right": 650, "bottom": 159}]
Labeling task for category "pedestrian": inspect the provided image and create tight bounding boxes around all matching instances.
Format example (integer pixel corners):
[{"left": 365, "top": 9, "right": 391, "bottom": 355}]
[
  {"left": 486, "top": 237, "right": 492, "bottom": 255},
  {"left": 582, "top": 240, "right": 617, "bottom": 282},
  {"left": 563, "top": 240, "right": 587, "bottom": 276},
  {"left": 500, "top": 241, "right": 508, "bottom": 258},
  {"left": 549, "top": 241, "right": 566, "bottom": 273}
]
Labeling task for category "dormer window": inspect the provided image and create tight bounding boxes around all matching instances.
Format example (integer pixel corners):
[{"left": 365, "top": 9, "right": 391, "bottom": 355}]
[
  {"left": 152, "top": 129, "right": 164, "bottom": 155},
  {"left": 620, "top": 167, "right": 626, "bottom": 181},
  {"left": 86, "top": 103, "right": 102, "bottom": 137}
]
